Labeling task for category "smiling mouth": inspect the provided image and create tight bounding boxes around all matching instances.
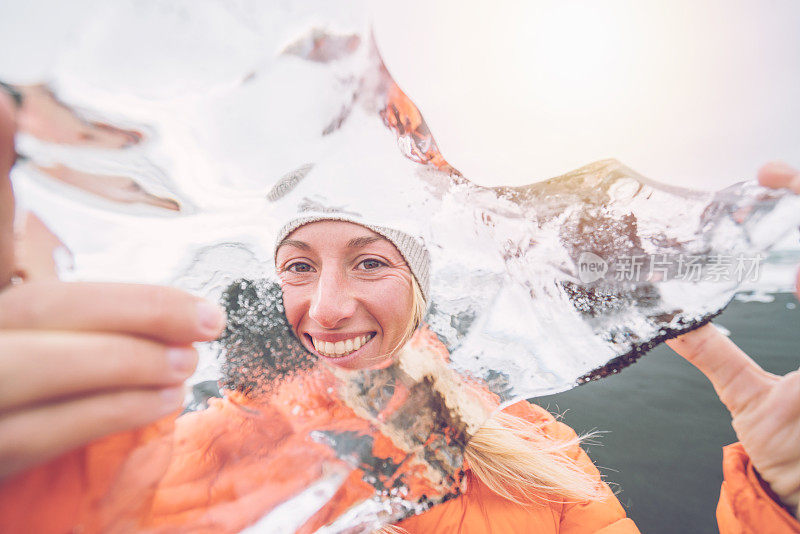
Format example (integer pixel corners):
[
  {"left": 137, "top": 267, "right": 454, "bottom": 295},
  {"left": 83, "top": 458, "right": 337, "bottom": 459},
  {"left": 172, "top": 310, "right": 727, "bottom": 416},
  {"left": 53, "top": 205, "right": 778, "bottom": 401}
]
[{"left": 306, "top": 333, "right": 375, "bottom": 359}]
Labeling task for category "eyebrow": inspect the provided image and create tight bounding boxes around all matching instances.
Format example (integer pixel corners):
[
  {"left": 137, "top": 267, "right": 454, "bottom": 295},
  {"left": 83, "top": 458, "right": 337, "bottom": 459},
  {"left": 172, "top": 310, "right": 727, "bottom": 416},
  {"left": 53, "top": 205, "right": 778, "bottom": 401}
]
[
  {"left": 277, "top": 235, "right": 384, "bottom": 251},
  {"left": 278, "top": 238, "right": 310, "bottom": 250},
  {"left": 346, "top": 235, "right": 383, "bottom": 248}
]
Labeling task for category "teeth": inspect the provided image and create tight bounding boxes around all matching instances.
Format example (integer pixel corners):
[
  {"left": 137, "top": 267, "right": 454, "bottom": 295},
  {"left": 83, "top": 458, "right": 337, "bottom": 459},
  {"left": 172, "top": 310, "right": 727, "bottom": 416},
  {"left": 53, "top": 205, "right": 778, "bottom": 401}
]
[{"left": 311, "top": 333, "right": 373, "bottom": 358}]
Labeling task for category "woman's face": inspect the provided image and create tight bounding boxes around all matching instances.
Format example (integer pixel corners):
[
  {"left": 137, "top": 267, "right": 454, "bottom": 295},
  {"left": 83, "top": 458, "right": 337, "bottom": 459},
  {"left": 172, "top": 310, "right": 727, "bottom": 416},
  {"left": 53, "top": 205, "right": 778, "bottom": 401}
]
[{"left": 276, "top": 221, "right": 415, "bottom": 370}]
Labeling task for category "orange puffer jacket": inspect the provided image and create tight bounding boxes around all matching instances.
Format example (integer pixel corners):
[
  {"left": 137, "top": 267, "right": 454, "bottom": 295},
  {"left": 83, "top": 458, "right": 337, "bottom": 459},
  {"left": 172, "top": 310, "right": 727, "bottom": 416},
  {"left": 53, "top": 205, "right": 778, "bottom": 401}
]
[
  {"left": 0, "top": 389, "right": 797, "bottom": 533},
  {"left": 400, "top": 401, "right": 800, "bottom": 533}
]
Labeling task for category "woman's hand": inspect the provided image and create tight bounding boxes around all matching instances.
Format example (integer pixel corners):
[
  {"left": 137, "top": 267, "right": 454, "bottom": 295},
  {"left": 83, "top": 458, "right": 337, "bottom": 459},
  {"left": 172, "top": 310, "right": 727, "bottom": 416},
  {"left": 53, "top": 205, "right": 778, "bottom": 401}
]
[
  {"left": 758, "top": 161, "right": 800, "bottom": 299},
  {"left": 667, "top": 161, "right": 800, "bottom": 517},
  {"left": 0, "top": 89, "right": 227, "bottom": 480},
  {"left": 0, "top": 86, "right": 16, "bottom": 288},
  {"left": 0, "top": 282, "right": 226, "bottom": 479},
  {"left": 666, "top": 325, "right": 800, "bottom": 515}
]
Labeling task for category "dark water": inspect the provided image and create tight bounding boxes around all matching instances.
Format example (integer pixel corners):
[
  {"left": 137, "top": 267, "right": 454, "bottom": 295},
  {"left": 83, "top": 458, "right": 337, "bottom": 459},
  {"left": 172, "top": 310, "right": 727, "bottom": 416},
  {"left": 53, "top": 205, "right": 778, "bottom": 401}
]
[{"left": 533, "top": 293, "right": 800, "bottom": 534}]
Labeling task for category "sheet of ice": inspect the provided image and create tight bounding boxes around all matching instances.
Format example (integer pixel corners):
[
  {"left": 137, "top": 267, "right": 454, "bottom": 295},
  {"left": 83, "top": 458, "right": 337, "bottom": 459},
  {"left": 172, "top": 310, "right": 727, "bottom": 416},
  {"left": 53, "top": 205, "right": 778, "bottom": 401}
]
[{"left": 2, "top": 1, "right": 799, "bottom": 531}]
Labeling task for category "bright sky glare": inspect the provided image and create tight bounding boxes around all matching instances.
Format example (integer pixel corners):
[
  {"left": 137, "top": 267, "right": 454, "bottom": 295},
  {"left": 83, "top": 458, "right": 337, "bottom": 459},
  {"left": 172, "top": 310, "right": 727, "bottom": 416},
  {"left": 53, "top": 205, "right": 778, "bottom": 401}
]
[{"left": 373, "top": 1, "right": 800, "bottom": 190}]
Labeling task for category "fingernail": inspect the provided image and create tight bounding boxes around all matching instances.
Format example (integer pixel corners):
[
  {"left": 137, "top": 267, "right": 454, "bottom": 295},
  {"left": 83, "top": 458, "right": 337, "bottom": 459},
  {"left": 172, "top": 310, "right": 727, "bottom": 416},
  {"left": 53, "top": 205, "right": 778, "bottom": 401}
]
[
  {"left": 791, "top": 174, "right": 800, "bottom": 192},
  {"left": 167, "top": 347, "right": 197, "bottom": 376},
  {"left": 196, "top": 299, "right": 226, "bottom": 336},
  {"left": 769, "top": 161, "right": 797, "bottom": 174},
  {"left": 159, "top": 385, "right": 185, "bottom": 410}
]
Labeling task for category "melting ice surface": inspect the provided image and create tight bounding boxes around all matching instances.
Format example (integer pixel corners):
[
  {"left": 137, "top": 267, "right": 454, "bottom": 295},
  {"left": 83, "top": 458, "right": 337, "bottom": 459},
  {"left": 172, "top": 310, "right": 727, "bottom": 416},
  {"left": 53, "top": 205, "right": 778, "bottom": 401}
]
[{"left": 3, "top": 1, "right": 800, "bottom": 532}]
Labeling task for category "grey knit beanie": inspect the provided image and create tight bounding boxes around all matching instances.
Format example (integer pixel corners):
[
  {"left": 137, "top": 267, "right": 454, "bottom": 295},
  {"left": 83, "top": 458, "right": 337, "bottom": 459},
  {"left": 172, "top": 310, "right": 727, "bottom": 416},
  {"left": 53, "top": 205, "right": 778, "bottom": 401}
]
[{"left": 274, "top": 215, "right": 430, "bottom": 303}]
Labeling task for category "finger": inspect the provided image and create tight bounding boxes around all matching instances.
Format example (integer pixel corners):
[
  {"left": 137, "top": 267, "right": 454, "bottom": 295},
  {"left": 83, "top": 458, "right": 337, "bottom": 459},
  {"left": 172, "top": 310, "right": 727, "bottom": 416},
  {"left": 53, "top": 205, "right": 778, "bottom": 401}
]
[
  {"left": 796, "top": 268, "right": 799, "bottom": 301},
  {"left": 757, "top": 161, "right": 800, "bottom": 194},
  {"left": 0, "top": 331, "right": 197, "bottom": 412},
  {"left": 0, "top": 386, "right": 182, "bottom": 479},
  {"left": 0, "top": 89, "right": 16, "bottom": 289},
  {"left": 35, "top": 164, "right": 180, "bottom": 211},
  {"left": 16, "top": 85, "right": 141, "bottom": 149},
  {"left": 0, "top": 281, "right": 226, "bottom": 344},
  {"left": 14, "top": 212, "right": 68, "bottom": 281},
  {"left": 665, "top": 323, "right": 777, "bottom": 415}
]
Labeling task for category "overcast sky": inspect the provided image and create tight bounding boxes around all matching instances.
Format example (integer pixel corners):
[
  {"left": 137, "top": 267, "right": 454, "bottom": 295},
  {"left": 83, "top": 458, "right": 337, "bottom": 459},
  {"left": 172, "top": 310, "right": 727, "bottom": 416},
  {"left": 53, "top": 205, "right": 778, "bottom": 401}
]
[
  {"left": 0, "top": 2, "right": 797, "bottom": 267},
  {"left": 373, "top": 1, "right": 800, "bottom": 190},
  {"left": 2, "top": 1, "right": 798, "bottom": 191}
]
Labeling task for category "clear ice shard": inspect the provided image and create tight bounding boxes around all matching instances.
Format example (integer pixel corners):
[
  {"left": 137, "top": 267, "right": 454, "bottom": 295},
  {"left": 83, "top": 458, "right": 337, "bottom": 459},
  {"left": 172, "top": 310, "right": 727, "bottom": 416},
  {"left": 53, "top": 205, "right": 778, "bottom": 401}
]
[
  {"left": 428, "top": 160, "right": 800, "bottom": 398},
  {"left": 2, "top": 1, "right": 799, "bottom": 532}
]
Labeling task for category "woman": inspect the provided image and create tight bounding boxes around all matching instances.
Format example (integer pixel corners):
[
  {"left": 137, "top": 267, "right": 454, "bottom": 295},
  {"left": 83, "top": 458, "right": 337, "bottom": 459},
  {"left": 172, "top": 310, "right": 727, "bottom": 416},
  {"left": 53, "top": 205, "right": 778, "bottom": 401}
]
[
  {"left": 1, "top": 209, "right": 799, "bottom": 534},
  {"left": 273, "top": 217, "right": 624, "bottom": 531},
  {"left": 1, "top": 87, "right": 799, "bottom": 531},
  {"left": 273, "top": 215, "right": 800, "bottom": 533}
]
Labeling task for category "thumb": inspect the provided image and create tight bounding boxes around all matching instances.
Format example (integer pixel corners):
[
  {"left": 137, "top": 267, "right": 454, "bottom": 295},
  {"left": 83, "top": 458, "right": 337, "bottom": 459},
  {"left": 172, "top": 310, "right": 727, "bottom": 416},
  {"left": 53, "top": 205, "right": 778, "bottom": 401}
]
[
  {"left": 0, "top": 90, "right": 17, "bottom": 289},
  {"left": 16, "top": 212, "right": 69, "bottom": 281},
  {"left": 757, "top": 161, "right": 800, "bottom": 194},
  {"left": 665, "top": 323, "right": 776, "bottom": 415}
]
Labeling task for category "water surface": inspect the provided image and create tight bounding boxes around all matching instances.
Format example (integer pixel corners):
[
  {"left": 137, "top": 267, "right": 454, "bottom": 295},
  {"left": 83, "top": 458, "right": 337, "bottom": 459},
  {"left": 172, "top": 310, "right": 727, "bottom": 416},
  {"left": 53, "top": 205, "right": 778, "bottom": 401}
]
[{"left": 536, "top": 294, "right": 800, "bottom": 534}]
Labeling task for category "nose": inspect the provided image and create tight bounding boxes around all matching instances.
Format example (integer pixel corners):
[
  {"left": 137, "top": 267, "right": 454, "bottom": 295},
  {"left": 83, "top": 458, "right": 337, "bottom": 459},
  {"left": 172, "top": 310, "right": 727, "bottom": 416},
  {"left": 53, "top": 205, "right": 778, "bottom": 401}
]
[{"left": 308, "top": 268, "right": 356, "bottom": 329}]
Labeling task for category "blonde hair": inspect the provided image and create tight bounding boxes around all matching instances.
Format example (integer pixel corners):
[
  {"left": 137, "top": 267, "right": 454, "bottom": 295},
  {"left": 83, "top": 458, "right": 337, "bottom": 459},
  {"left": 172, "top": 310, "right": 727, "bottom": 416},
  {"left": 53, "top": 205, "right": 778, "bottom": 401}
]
[
  {"left": 380, "top": 274, "right": 427, "bottom": 361},
  {"left": 465, "top": 411, "right": 605, "bottom": 505},
  {"left": 374, "top": 279, "right": 604, "bottom": 533},
  {"left": 375, "top": 412, "right": 604, "bottom": 534},
  {"left": 402, "top": 276, "right": 427, "bottom": 347}
]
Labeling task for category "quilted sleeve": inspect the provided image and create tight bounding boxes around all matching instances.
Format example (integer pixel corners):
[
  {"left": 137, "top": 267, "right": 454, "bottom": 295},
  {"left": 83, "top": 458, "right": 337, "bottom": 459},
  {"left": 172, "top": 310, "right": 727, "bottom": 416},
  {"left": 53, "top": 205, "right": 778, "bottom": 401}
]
[{"left": 717, "top": 442, "right": 800, "bottom": 534}]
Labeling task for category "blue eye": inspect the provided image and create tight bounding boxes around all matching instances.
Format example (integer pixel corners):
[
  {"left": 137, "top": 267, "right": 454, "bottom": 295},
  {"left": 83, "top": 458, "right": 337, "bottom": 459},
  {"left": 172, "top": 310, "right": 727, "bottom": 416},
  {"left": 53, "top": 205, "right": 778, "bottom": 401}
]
[
  {"left": 287, "top": 262, "right": 314, "bottom": 273},
  {"left": 359, "top": 259, "right": 386, "bottom": 270}
]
